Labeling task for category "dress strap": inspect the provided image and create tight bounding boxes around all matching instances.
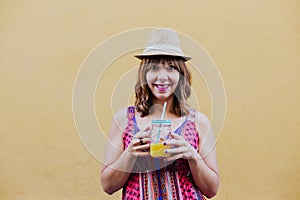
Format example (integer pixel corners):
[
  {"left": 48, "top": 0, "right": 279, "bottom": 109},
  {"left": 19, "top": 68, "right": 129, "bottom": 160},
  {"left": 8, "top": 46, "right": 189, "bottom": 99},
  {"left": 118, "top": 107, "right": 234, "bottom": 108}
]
[
  {"left": 187, "top": 109, "right": 196, "bottom": 122},
  {"left": 127, "top": 106, "right": 135, "bottom": 121},
  {"left": 126, "top": 106, "right": 137, "bottom": 132}
]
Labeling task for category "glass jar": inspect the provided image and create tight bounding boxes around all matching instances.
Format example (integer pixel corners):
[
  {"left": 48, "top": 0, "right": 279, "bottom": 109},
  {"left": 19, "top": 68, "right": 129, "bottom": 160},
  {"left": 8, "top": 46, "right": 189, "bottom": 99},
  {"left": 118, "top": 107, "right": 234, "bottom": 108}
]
[{"left": 150, "top": 119, "right": 172, "bottom": 158}]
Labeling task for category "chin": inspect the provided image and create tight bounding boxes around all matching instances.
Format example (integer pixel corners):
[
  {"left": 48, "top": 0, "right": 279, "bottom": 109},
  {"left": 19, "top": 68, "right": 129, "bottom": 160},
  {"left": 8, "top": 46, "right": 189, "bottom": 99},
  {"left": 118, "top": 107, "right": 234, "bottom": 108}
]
[{"left": 155, "top": 94, "right": 172, "bottom": 100}]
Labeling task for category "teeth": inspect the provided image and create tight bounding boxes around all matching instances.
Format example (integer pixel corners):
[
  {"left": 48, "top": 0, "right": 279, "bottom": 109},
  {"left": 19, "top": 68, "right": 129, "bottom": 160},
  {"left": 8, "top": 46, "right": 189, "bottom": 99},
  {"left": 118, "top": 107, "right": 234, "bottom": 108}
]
[{"left": 157, "top": 84, "right": 168, "bottom": 88}]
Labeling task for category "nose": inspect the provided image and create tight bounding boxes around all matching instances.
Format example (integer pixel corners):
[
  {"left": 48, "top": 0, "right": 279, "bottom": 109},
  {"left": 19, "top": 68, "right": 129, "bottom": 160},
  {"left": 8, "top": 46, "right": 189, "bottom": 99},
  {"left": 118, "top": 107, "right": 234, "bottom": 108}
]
[{"left": 157, "top": 67, "right": 168, "bottom": 82}]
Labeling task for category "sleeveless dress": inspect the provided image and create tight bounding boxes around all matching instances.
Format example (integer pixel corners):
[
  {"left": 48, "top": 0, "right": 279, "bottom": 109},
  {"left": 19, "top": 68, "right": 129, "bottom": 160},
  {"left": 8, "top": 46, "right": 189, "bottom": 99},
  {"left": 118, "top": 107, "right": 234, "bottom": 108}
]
[{"left": 122, "top": 106, "right": 206, "bottom": 200}]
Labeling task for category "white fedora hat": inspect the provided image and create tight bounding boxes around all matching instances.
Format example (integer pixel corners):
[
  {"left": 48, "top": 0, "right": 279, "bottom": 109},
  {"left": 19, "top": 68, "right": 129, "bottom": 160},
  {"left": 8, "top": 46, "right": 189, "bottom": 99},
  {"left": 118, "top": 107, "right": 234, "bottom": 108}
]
[{"left": 134, "top": 28, "right": 191, "bottom": 61}]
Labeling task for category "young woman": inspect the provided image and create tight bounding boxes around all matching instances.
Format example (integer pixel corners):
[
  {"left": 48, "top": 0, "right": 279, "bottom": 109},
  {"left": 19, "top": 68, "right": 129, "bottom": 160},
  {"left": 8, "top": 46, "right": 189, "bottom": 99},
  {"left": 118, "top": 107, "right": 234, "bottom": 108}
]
[{"left": 101, "top": 28, "right": 219, "bottom": 199}]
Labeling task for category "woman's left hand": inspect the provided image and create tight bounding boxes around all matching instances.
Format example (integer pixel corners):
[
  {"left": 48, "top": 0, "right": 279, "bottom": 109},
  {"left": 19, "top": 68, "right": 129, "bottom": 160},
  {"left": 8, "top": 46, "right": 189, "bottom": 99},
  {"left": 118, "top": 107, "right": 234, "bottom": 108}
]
[{"left": 163, "top": 133, "right": 198, "bottom": 162}]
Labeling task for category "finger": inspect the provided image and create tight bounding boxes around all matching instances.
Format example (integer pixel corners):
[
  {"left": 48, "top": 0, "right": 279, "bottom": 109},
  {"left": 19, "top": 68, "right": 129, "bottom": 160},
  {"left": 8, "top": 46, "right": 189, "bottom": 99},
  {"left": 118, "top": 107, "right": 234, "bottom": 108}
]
[
  {"left": 141, "top": 137, "right": 151, "bottom": 144},
  {"left": 162, "top": 139, "right": 185, "bottom": 147},
  {"left": 134, "top": 128, "right": 151, "bottom": 138},
  {"left": 133, "top": 143, "right": 150, "bottom": 151},
  {"left": 164, "top": 153, "right": 184, "bottom": 162},
  {"left": 143, "top": 126, "right": 151, "bottom": 132},
  {"left": 164, "top": 146, "right": 186, "bottom": 154},
  {"left": 170, "top": 133, "right": 183, "bottom": 140},
  {"left": 132, "top": 138, "right": 142, "bottom": 146},
  {"left": 134, "top": 133, "right": 148, "bottom": 138},
  {"left": 132, "top": 151, "right": 150, "bottom": 157},
  {"left": 132, "top": 137, "right": 151, "bottom": 147}
]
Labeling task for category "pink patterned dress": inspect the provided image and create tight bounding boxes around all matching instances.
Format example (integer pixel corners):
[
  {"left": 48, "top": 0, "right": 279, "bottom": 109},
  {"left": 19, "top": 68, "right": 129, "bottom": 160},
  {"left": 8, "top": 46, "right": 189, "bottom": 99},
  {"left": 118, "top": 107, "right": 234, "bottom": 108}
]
[{"left": 122, "top": 107, "right": 206, "bottom": 200}]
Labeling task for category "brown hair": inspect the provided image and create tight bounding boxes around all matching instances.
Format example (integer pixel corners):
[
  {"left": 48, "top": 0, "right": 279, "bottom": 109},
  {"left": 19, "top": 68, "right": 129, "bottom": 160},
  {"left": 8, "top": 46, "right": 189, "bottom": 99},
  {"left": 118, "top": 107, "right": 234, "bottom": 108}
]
[{"left": 134, "top": 55, "right": 192, "bottom": 117}]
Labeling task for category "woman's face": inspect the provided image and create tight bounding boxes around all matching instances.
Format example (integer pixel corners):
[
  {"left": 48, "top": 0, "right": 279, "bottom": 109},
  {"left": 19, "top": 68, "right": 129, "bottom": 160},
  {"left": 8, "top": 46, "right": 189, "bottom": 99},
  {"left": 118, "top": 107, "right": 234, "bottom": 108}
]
[{"left": 146, "top": 60, "right": 180, "bottom": 101}]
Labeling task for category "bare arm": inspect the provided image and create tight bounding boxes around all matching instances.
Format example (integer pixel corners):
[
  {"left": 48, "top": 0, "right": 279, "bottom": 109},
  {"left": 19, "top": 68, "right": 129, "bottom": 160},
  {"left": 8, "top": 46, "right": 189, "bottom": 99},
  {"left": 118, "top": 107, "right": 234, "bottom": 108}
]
[
  {"left": 188, "top": 112, "right": 220, "bottom": 198},
  {"left": 100, "top": 109, "right": 150, "bottom": 195},
  {"left": 100, "top": 109, "right": 133, "bottom": 194},
  {"left": 164, "top": 112, "right": 220, "bottom": 198}
]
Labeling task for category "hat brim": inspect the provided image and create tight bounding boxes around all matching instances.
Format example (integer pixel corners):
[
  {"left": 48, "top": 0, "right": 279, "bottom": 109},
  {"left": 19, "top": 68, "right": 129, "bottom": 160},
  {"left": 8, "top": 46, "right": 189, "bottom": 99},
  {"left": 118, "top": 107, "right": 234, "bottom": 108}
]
[{"left": 134, "top": 53, "right": 191, "bottom": 61}]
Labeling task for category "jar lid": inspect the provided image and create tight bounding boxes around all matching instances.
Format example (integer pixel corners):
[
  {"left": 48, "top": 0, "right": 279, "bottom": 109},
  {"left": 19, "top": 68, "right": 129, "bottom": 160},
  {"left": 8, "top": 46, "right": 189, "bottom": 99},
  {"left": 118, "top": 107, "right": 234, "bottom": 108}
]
[{"left": 151, "top": 119, "right": 171, "bottom": 125}]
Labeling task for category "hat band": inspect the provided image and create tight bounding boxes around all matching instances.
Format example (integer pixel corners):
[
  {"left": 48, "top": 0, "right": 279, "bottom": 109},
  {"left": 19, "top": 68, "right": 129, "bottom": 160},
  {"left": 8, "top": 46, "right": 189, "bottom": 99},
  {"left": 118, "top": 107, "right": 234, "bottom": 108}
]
[{"left": 143, "top": 44, "right": 184, "bottom": 55}]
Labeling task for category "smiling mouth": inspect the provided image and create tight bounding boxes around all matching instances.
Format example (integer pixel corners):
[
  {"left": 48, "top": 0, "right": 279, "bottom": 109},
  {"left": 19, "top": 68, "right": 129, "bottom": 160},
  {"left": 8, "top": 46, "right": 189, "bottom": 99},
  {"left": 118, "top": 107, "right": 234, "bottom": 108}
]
[
  {"left": 155, "top": 84, "right": 170, "bottom": 88},
  {"left": 153, "top": 84, "right": 171, "bottom": 91}
]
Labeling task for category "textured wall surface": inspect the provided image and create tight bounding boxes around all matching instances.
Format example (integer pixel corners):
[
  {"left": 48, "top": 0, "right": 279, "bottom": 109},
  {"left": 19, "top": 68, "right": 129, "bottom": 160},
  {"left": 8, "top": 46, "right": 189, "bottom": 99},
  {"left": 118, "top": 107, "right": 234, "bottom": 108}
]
[{"left": 1, "top": 0, "right": 299, "bottom": 199}]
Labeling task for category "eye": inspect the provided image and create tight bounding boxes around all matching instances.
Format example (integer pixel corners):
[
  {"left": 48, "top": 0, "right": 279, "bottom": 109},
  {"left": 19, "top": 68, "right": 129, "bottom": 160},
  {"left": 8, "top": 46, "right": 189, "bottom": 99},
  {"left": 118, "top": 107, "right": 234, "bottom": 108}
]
[
  {"left": 167, "top": 65, "right": 176, "bottom": 71},
  {"left": 149, "top": 64, "right": 159, "bottom": 71}
]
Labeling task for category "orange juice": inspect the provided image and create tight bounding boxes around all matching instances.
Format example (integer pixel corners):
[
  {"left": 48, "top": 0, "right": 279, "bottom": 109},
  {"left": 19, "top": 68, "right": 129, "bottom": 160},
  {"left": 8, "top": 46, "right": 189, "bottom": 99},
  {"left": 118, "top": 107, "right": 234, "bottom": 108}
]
[{"left": 150, "top": 142, "right": 171, "bottom": 157}]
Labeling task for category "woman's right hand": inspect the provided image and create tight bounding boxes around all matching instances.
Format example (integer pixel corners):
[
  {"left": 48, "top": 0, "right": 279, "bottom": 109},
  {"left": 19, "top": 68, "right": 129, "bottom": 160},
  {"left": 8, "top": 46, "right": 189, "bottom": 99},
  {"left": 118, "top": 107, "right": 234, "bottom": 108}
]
[{"left": 127, "top": 127, "right": 151, "bottom": 156}]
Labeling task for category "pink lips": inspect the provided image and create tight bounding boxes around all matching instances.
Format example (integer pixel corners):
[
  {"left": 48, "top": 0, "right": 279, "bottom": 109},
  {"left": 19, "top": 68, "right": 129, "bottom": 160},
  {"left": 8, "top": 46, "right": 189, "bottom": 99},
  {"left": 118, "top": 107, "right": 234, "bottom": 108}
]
[{"left": 154, "top": 84, "right": 170, "bottom": 92}]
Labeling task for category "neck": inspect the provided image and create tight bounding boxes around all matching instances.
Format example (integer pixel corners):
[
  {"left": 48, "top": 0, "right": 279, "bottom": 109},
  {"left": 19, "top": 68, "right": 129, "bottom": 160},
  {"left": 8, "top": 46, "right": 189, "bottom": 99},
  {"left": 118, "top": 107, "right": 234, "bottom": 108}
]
[{"left": 151, "top": 96, "right": 174, "bottom": 117}]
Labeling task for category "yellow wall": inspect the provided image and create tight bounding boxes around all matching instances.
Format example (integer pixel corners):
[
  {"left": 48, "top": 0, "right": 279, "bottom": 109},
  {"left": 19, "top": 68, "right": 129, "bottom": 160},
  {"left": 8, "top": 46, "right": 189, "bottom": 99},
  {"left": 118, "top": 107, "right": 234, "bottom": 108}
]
[{"left": 1, "top": 0, "right": 299, "bottom": 199}]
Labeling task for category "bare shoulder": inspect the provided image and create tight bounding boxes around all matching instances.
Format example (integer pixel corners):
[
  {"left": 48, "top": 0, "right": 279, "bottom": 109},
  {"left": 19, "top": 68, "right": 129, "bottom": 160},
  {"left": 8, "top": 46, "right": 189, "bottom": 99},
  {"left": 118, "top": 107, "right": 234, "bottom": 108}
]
[
  {"left": 109, "top": 107, "right": 129, "bottom": 137},
  {"left": 194, "top": 111, "right": 211, "bottom": 137},
  {"left": 103, "top": 107, "right": 129, "bottom": 167},
  {"left": 195, "top": 111, "right": 210, "bottom": 125},
  {"left": 113, "top": 107, "right": 128, "bottom": 123}
]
